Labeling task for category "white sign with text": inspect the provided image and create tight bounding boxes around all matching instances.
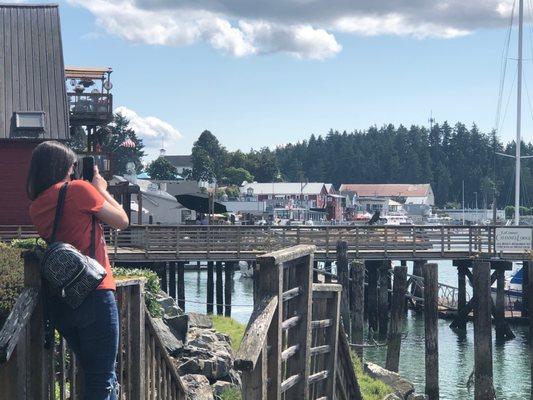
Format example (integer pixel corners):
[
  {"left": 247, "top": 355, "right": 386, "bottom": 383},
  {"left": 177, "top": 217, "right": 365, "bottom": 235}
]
[{"left": 495, "top": 227, "right": 533, "bottom": 252}]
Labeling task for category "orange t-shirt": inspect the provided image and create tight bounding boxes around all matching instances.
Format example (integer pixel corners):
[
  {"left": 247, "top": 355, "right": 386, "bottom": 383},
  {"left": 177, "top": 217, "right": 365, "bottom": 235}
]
[{"left": 29, "top": 180, "right": 116, "bottom": 291}]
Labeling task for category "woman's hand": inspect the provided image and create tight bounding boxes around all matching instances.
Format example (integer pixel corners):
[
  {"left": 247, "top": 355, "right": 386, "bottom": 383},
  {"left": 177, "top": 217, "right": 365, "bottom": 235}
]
[{"left": 91, "top": 165, "right": 108, "bottom": 194}]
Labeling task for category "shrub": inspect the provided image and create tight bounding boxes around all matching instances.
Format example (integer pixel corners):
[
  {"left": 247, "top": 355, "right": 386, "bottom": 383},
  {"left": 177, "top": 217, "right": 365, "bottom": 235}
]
[
  {"left": 10, "top": 237, "right": 47, "bottom": 250},
  {"left": 0, "top": 243, "right": 24, "bottom": 327},
  {"left": 111, "top": 266, "right": 163, "bottom": 317}
]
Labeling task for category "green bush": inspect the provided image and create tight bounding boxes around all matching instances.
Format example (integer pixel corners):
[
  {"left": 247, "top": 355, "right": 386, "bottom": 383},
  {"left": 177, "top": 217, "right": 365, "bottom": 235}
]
[
  {"left": 219, "top": 387, "right": 242, "bottom": 400},
  {"left": 211, "top": 315, "right": 246, "bottom": 352},
  {"left": 10, "top": 237, "right": 47, "bottom": 250},
  {"left": 0, "top": 243, "right": 24, "bottom": 327},
  {"left": 111, "top": 266, "right": 163, "bottom": 317}
]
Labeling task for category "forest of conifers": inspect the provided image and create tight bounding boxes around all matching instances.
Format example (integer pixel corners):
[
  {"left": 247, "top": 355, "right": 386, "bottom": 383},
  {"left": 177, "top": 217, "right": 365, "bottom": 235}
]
[{"left": 200, "top": 122, "right": 533, "bottom": 208}]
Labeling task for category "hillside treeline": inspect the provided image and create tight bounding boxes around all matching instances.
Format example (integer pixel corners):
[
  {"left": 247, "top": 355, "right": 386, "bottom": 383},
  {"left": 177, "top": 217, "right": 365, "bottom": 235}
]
[{"left": 191, "top": 123, "right": 533, "bottom": 208}]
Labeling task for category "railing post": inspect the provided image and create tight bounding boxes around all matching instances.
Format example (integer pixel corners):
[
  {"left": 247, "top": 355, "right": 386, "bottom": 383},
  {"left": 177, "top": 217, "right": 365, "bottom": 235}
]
[
  {"left": 254, "top": 255, "right": 283, "bottom": 400},
  {"left": 24, "top": 252, "right": 51, "bottom": 399},
  {"left": 130, "top": 281, "right": 146, "bottom": 399}
]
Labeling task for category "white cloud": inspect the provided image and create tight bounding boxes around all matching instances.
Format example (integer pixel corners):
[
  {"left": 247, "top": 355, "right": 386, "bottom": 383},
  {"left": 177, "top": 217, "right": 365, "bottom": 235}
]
[
  {"left": 114, "top": 106, "right": 182, "bottom": 155},
  {"left": 68, "top": 0, "right": 517, "bottom": 58}
]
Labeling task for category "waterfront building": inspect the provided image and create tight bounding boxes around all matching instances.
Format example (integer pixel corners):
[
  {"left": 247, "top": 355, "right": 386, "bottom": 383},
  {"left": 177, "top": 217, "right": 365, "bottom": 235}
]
[{"left": 0, "top": 4, "right": 70, "bottom": 225}]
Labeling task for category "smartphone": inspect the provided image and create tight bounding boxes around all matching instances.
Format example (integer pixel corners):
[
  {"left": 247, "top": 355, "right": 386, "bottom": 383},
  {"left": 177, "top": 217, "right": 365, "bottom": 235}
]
[{"left": 82, "top": 156, "right": 94, "bottom": 182}]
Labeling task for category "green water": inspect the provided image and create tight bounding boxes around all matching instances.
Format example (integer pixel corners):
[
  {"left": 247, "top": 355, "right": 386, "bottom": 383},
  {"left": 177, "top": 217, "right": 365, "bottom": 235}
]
[{"left": 182, "top": 262, "right": 531, "bottom": 399}]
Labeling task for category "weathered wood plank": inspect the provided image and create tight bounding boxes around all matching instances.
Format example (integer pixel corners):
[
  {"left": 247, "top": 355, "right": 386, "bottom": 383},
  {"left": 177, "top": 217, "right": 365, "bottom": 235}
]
[{"left": 234, "top": 295, "right": 278, "bottom": 371}]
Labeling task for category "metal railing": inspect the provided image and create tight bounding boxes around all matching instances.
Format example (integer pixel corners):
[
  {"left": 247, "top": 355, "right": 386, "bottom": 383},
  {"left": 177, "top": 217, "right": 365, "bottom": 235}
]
[{"left": 68, "top": 92, "right": 113, "bottom": 125}]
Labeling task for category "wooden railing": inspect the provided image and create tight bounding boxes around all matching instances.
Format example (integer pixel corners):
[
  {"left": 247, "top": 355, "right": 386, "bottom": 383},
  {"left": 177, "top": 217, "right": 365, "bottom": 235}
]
[
  {"left": 0, "top": 252, "right": 187, "bottom": 400},
  {"left": 0, "top": 224, "right": 523, "bottom": 259},
  {"left": 234, "top": 245, "right": 362, "bottom": 400}
]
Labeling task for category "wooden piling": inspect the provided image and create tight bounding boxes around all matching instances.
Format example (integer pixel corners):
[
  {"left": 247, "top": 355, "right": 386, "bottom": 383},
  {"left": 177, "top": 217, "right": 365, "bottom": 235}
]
[
  {"left": 366, "top": 261, "right": 379, "bottom": 334},
  {"left": 177, "top": 262, "right": 185, "bottom": 311},
  {"left": 313, "top": 261, "right": 319, "bottom": 283},
  {"left": 529, "top": 259, "right": 533, "bottom": 400},
  {"left": 378, "top": 261, "right": 390, "bottom": 341},
  {"left": 224, "top": 262, "right": 232, "bottom": 317},
  {"left": 386, "top": 265, "right": 407, "bottom": 372},
  {"left": 325, "top": 261, "right": 332, "bottom": 283},
  {"left": 336, "top": 241, "right": 350, "bottom": 331},
  {"left": 350, "top": 260, "right": 365, "bottom": 359},
  {"left": 207, "top": 261, "right": 214, "bottom": 314},
  {"left": 423, "top": 263, "right": 439, "bottom": 400},
  {"left": 523, "top": 261, "right": 529, "bottom": 318},
  {"left": 457, "top": 265, "right": 467, "bottom": 330},
  {"left": 493, "top": 262, "right": 507, "bottom": 341},
  {"left": 168, "top": 262, "right": 176, "bottom": 300},
  {"left": 160, "top": 262, "right": 168, "bottom": 293},
  {"left": 216, "top": 261, "right": 224, "bottom": 315},
  {"left": 473, "top": 261, "right": 495, "bottom": 400}
]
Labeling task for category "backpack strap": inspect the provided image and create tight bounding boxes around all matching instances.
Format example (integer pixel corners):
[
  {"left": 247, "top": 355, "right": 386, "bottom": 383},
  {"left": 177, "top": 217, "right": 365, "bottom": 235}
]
[
  {"left": 50, "top": 182, "right": 69, "bottom": 243},
  {"left": 90, "top": 215, "right": 96, "bottom": 258}
]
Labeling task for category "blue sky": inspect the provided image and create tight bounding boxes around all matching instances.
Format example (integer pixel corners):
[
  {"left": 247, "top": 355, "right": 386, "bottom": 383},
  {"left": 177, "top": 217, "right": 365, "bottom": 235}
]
[{"left": 49, "top": 1, "right": 533, "bottom": 159}]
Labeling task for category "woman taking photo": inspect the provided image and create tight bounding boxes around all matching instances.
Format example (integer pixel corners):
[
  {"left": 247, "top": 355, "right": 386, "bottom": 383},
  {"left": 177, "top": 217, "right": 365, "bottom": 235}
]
[{"left": 27, "top": 141, "right": 129, "bottom": 400}]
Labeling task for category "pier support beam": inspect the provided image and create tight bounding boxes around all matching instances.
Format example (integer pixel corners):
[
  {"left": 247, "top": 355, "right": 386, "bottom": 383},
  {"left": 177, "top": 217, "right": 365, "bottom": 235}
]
[
  {"left": 168, "top": 262, "right": 176, "bottom": 300},
  {"left": 386, "top": 265, "right": 407, "bottom": 372},
  {"left": 216, "top": 261, "right": 224, "bottom": 315},
  {"left": 177, "top": 262, "right": 185, "bottom": 311},
  {"left": 313, "top": 261, "right": 319, "bottom": 283},
  {"left": 523, "top": 261, "right": 529, "bottom": 318},
  {"left": 378, "top": 261, "right": 390, "bottom": 341},
  {"left": 336, "top": 242, "right": 350, "bottom": 332},
  {"left": 412, "top": 260, "right": 426, "bottom": 310},
  {"left": 453, "top": 260, "right": 472, "bottom": 331},
  {"left": 324, "top": 261, "right": 332, "bottom": 283},
  {"left": 207, "top": 261, "right": 214, "bottom": 314},
  {"left": 473, "top": 261, "right": 495, "bottom": 400},
  {"left": 350, "top": 260, "right": 365, "bottom": 358},
  {"left": 366, "top": 260, "right": 379, "bottom": 335},
  {"left": 224, "top": 262, "right": 233, "bottom": 317},
  {"left": 160, "top": 262, "right": 168, "bottom": 294},
  {"left": 491, "top": 261, "right": 515, "bottom": 341},
  {"left": 423, "top": 263, "right": 439, "bottom": 400},
  {"left": 529, "top": 260, "right": 533, "bottom": 399}
]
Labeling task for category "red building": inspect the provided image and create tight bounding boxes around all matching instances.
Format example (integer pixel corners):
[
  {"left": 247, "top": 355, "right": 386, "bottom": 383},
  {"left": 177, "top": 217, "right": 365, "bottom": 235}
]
[{"left": 0, "top": 4, "right": 70, "bottom": 225}]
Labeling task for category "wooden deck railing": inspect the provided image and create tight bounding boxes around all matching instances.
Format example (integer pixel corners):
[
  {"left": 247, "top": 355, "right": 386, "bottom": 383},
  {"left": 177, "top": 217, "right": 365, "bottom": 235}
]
[
  {"left": 234, "top": 245, "right": 362, "bottom": 400},
  {"left": 0, "top": 224, "right": 518, "bottom": 259},
  {"left": 0, "top": 251, "right": 187, "bottom": 400}
]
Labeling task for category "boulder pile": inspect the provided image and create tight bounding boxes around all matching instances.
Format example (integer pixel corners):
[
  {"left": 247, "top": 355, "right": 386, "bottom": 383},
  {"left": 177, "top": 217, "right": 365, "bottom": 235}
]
[{"left": 155, "top": 291, "right": 241, "bottom": 399}]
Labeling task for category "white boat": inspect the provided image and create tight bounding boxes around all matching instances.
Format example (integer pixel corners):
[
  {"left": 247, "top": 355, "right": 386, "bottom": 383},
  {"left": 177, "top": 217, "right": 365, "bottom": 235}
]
[
  {"left": 491, "top": 262, "right": 524, "bottom": 311},
  {"left": 380, "top": 214, "right": 413, "bottom": 225}
]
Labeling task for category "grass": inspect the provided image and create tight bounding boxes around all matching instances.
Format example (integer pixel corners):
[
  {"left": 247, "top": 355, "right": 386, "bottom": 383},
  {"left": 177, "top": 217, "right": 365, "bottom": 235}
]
[
  {"left": 211, "top": 315, "right": 246, "bottom": 352},
  {"left": 218, "top": 387, "right": 242, "bottom": 400},
  {"left": 351, "top": 352, "right": 393, "bottom": 400}
]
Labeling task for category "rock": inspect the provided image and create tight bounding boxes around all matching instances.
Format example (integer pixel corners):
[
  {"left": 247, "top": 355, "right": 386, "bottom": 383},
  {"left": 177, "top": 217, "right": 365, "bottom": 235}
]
[
  {"left": 182, "top": 374, "right": 214, "bottom": 400},
  {"left": 178, "top": 358, "right": 201, "bottom": 375},
  {"left": 407, "top": 394, "right": 428, "bottom": 400},
  {"left": 188, "top": 312, "right": 213, "bottom": 328},
  {"left": 212, "top": 380, "right": 232, "bottom": 395},
  {"left": 383, "top": 394, "right": 402, "bottom": 400},
  {"left": 364, "top": 361, "right": 415, "bottom": 398},
  {"left": 156, "top": 292, "right": 183, "bottom": 317},
  {"left": 151, "top": 318, "right": 183, "bottom": 356},
  {"left": 164, "top": 314, "right": 189, "bottom": 342}
]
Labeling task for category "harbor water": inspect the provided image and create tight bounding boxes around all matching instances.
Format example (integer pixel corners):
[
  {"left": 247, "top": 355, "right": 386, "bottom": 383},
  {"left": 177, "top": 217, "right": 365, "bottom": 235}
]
[{"left": 181, "top": 261, "right": 530, "bottom": 399}]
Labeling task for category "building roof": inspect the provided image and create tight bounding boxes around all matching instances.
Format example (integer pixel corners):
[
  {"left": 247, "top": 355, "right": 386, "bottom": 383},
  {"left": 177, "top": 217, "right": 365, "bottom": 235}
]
[
  {"left": 165, "top": 155, "right": 192, "bottom": 168},
  {"left": 0, "top": 4, "right": 69, "bottom": 140},
  {"left": 339, "top": 184, "right": 432, "bottom": 198},
  {"left": 65, "top": 66, "right": 112, "bottom": 80},
  {"left": 241, "top": 182, "right": 327, "bottom": 196}
]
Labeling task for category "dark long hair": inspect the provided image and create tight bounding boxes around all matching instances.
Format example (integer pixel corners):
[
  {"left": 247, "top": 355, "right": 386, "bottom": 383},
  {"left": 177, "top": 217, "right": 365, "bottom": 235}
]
[{"left": 27, "top": 141, "right": 77, "bottom": 200}]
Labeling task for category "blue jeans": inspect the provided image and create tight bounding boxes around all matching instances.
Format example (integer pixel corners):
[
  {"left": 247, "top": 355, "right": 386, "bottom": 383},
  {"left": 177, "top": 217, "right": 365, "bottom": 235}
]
[{"left": 50, "top": 289, "right": 119, "bottom": 400}]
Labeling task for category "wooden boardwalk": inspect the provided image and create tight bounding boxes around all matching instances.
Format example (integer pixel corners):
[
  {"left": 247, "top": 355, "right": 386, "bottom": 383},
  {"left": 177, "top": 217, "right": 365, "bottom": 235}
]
[{"left": 1, "top": 224, "right": 530, "bottom": 262}]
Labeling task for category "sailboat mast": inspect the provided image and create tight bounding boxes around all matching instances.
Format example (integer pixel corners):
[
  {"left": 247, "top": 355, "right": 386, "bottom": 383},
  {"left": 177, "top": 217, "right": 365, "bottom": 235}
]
[{"left": 515, "top": 0, "right": 524, "bottom": 225}]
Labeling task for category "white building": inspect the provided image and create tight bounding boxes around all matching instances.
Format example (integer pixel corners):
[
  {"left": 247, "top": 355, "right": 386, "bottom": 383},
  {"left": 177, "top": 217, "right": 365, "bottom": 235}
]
[{"left": 339, "top": 183, "right": 435, "bottom": 206}]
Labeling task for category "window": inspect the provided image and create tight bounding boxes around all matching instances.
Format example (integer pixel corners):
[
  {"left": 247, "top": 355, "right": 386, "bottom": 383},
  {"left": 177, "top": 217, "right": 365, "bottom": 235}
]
[{"left": 14, "top": 111, "right": 45, "bottom": 130}]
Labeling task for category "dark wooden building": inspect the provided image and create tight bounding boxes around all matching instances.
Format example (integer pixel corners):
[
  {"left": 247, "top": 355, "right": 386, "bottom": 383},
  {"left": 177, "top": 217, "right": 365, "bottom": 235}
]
[{"left": 0, "top": 4, "right": 69, "bottom": 225}]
